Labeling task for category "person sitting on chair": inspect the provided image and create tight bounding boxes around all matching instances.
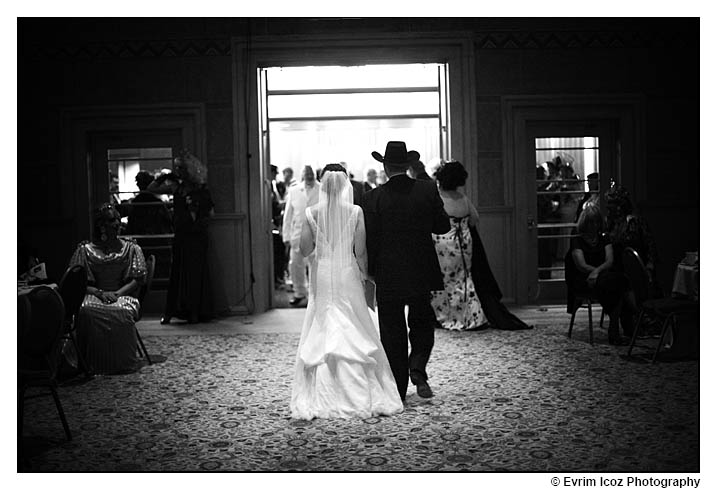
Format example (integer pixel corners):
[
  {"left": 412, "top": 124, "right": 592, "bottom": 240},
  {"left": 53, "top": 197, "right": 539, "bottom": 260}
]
[
  {"left": 605, "top": 184, "right": 661, "bottom": 297},
  {"left": 567, "top": 204, "right": 635, "bottom": 345},
  {"left": 67, "top": 203, "right": 147, "bottom": 373}
]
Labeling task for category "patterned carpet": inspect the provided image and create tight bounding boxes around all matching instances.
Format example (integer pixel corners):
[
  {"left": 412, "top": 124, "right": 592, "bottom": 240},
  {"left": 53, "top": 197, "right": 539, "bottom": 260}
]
[{"left": 20, "top": 320, "right": 699, "bottom": 472}]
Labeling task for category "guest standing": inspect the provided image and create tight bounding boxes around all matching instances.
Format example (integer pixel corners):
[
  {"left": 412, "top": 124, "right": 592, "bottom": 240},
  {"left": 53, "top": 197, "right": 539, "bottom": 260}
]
[
  {"left": 430, "top": 161, "right": 488, "bottom": 331},
  {"left": 282, "top": 165, "right": 319, "bottom": 306},
  {"left": 270, "top": 165, "right": 288, "bottom": 287},
  {"left": 149, "top": 150, "right": 215, "bottom": 324},
  {"left": 377, "top": 169, "right": 388, "bottom": 186},
  {"left": 339, "top": 162, "right": 365, "bottom": 205},
  {"left": 124, "top": 170, "right": 173, "bottom": 236},
  {"left": 363, "top": 168, "right": 378, "bottom": 193},
  {"left": 408, "top": 160, "right": 432, "bottom": 181},
  {"left": 67, "top": 203, "right": 147, "bottom": 373}
]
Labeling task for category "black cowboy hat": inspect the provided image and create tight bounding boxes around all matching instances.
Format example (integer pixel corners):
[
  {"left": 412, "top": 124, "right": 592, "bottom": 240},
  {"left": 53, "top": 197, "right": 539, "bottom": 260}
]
[{"left": 371, "top": 141, "right": 420, "bottom": 167}]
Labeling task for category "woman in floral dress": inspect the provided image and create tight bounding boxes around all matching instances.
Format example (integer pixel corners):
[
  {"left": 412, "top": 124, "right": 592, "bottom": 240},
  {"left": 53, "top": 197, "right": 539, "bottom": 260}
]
[{"left": 430, "top": 161, "right": 488, "bottom": 331}]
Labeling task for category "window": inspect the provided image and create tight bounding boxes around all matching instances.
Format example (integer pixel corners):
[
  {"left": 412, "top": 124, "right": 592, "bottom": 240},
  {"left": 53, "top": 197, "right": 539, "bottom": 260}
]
[
  {"left": 535, "top": 136, "right": 601, "bottom": 281},
  {"left": 107, "top": 147, "right": 174, "bottom": 205},
  {"left": 263, "top": 64, "right": 446, "bottom": 180}
]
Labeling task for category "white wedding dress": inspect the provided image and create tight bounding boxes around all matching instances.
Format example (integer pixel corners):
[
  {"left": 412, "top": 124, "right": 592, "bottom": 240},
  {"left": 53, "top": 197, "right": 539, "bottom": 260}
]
[{"left": 290, "top": 170, "right": 404, "bottom": 420}]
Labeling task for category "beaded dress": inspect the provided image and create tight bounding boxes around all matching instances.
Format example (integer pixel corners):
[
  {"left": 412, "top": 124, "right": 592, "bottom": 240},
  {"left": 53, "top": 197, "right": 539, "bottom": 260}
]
[{"left": 68, "top": 239, "right": 146, "bottom": 374}]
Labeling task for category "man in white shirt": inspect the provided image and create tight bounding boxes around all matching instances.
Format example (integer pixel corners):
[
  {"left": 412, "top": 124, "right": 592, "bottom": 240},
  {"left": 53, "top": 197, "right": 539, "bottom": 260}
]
[{"left": 281, "top": 165, "right": 319, "bottom": 305}]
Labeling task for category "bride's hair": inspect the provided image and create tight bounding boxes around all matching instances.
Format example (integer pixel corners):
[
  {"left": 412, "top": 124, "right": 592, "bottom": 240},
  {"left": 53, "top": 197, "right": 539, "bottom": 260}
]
[
  {"left": 322, "top": 163, "right": 347, "bottom": 175},
  {"left": 320, "top": 164, "right": 349, "bottom": 203}
]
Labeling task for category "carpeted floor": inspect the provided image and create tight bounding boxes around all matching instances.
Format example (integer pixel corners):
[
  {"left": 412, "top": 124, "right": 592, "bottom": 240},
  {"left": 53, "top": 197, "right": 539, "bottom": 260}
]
[{"left": 19, "top": 316, "right": 699, "bottom": 472}]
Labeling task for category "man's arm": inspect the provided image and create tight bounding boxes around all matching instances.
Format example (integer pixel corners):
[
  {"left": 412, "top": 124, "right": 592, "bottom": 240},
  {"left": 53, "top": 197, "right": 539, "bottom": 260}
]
[{"left": 361, "top": 191, "right": 379, "bottom": 279}]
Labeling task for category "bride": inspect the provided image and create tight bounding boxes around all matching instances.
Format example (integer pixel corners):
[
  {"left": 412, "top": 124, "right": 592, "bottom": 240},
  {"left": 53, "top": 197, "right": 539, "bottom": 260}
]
[{"left": 290, "top": 164, "right": 404, "bottom": 420}]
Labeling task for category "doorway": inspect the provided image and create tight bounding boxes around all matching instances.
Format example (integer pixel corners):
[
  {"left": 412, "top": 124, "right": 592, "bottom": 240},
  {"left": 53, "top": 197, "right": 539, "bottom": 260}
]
[
  {"left": 259, "top": 63, "right": 451, "bottom": 308},
  {"left": 527, "top": 122, "right": 617, "bottom": 302},
  {"left": 236, "top": 34, "right": 477, "bottom": 313},
  {"left": 89, "top": 130, "right": 184, "bottom": 310},
  {"left": 504, "top": 95, "right": 644, "bottom": 306}
]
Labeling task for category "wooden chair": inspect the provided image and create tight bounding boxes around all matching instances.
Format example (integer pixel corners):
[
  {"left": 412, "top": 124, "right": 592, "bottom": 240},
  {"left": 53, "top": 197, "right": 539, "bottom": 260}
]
[
  {"left": 624, "top": 247, "right": 699, "bottom": 363},
  {"left": 134, "top": 254, "right": 155, "bottom": 364},
  {"left": 565, "top": 251, "right": 604, "bottom": 345},
  {"left": 18, "top": 286, "right": 72, "bottom": 441}
]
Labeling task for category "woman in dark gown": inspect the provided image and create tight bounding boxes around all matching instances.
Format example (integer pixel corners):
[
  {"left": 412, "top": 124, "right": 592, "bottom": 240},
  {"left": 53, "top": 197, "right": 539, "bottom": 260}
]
[
  {"left": 150, "top": 151, "right": 215, "bottom": 324},
  {"left": 68, "top": 203, "right": 147, "bottom": 373}
]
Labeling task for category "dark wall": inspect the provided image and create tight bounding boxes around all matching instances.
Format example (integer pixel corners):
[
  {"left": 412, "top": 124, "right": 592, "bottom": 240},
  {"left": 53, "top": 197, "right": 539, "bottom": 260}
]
[{"left": 18, "top": 17, "right": 699, "bottom": 297}]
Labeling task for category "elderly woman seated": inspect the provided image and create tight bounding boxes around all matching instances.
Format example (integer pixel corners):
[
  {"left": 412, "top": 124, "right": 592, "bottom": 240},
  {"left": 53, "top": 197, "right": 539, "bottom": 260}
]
[
  {"left": 66, "top": 203, "right": 147, "bottom": 374},
  {"left": 567, "top": 205, "right": 636, "bottom": 345}
]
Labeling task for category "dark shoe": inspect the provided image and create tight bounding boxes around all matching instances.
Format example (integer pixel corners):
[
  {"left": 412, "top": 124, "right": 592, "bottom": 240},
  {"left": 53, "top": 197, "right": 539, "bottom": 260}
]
[
  {"left": 289, "top": 296, "right": 306, "bottom": 307},
  {"left": 416, "top": 381, "right": 434, "bottom": 398},
  {"left": 160, "top": 315, "right": 171, "bottom": 325}
]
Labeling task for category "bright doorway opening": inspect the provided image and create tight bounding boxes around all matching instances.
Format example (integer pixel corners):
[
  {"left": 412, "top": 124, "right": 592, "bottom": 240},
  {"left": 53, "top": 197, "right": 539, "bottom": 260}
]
[{"left": 262, "top": 63, "right": 450, "bottom": 307}]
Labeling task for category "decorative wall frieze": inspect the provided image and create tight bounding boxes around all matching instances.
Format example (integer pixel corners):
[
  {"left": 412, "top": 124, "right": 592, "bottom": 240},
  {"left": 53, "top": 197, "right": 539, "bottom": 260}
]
[
  {"left": 22, "top": 39, "right": 232, "bottom": 61},
  {"left": 21, "top": 28, "right": 694, "bottom": 61},
  {"left": 473, "top": 30, "right": 694, "bottom": 50}
]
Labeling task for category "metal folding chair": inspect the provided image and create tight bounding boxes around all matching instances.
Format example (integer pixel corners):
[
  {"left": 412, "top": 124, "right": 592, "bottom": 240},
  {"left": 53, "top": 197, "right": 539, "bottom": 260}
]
[{"left": 18, "top": 286, "right": 72, "bottom": 441}]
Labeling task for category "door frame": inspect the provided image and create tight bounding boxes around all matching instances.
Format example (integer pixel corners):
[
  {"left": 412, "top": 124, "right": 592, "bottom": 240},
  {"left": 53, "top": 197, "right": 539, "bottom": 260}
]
[
  {"left": 502, "top": 95, "right": 645, "bottom": 305},
  {"left": 61, "top": 104, "right": 206, "bottom": 245},
  {"left": 233, "top": 32, "right": 477, "bottom": 313},
  {"left": 526, "top": 121, "right": 617, "bottom": 303}
]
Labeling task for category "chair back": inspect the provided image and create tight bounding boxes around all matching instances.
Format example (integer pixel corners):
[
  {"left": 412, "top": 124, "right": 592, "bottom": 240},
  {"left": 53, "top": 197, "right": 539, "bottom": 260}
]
[
  {"left": 622, "top": 247, "right": 651, "bottom": 304},
  {"left": 564, "top": 250, "right": 575, "bottom": 286},
  {"left": 19, "top": 286, "right": 65, "bottom": 369},
  {"left": 137, "top": 254, "right": 156, "bottom": 320},
  {"left": 58, "top": 265, "right": 87, "bottom": 321}
]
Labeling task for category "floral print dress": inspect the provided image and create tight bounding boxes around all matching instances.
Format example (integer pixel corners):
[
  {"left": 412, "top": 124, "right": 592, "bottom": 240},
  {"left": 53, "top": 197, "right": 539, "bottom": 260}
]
[{"left": 431, "top": 215, "right": 487, "bottom": 330}]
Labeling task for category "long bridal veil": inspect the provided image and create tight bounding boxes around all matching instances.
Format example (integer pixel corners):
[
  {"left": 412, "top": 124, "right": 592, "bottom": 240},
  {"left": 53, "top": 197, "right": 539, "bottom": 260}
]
[{"left": 314, "top": 169, "right": 354, "bottom": 271}]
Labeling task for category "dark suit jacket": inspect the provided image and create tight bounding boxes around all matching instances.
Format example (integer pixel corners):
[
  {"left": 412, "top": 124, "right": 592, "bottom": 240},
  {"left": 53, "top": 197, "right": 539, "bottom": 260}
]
[
  {"left": 361, "top": 174, "right": 450, "bottom": 301},
  {"left": 350, "top": 179, "right": 364, "bottom": 205}
]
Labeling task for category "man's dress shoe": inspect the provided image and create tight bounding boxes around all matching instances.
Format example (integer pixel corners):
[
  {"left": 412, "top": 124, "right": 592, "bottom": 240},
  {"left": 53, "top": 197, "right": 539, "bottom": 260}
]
[
  {"left": 289, "top": 296, "right": 306, "bottom": 307},
  {"left": 416, "top": 381, "right": 434, "bottom": 398}
]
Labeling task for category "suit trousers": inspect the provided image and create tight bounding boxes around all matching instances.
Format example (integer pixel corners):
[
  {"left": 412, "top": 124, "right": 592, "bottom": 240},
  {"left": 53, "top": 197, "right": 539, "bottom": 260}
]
[
  {"left": 288, "top": 244, "right": 308, "bottom": 298},
  {"left": 377, "top": 293, "right": 436, "bottom": 399}
]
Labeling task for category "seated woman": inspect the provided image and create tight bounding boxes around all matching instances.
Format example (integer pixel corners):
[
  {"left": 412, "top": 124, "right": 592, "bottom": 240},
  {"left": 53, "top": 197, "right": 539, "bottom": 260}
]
[
  {"left": 430, "top": 161, "right": 488, "bottom": 331},
  {"left": 568, "top": 204, "right": 634, "bottom": 345},
  {"left": 67, "top": 203, "right": 147, "bottom": 374}
]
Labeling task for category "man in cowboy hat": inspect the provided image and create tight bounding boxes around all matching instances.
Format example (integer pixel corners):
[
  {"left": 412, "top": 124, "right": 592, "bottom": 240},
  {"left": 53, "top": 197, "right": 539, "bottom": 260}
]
[{"left": 361, "top": 141, "right": 450, "bottom": 401}]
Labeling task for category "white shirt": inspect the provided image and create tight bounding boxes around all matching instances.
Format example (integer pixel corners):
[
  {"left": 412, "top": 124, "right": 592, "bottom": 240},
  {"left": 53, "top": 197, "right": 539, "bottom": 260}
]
[{"left": 282, "top": 182, "right": 319, "bottom": 244}]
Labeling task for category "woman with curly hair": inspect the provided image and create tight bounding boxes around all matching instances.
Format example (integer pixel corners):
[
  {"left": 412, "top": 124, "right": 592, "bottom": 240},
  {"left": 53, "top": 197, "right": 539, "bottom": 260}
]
[
  {"left": 149, "top": 150, "right": 215, "bottom": 324},
  {"left": 605, "top": 184, "right": 661, "bottom": 295},
  {"left": 430, "top": 160, "right": 488, "bottom": 331},
  {"left": 67, "top": 203, "right": 147, "bottom": 373}
]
